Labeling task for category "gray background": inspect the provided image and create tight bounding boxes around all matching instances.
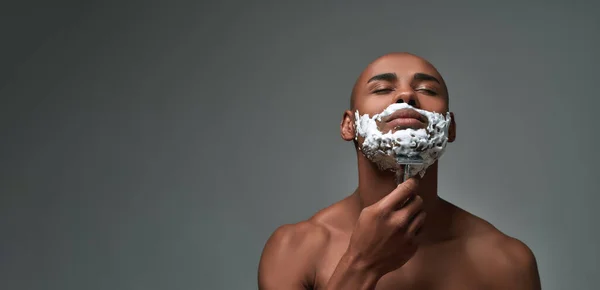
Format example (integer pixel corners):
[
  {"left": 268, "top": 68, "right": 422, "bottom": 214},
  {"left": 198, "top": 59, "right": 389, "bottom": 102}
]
[{"left": 1, "top": 0, "right": 598, "bottom": 289}]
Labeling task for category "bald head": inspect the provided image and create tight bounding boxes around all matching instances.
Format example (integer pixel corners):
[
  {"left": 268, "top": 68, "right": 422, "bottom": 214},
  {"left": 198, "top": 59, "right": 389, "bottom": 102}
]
[{"left": 349, "top": 52, "right": 449, "bottom": 110}]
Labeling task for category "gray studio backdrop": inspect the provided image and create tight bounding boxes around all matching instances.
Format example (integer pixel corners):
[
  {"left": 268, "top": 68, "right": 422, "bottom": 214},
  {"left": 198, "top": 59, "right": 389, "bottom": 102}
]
[{"left": 1, "top": 0, "right": 598, "bottom": 289}]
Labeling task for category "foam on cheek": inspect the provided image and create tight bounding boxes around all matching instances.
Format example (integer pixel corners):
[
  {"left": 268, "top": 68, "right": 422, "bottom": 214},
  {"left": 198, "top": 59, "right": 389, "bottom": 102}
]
[{"left": 354, "top": 103, "right": 451, "bottom": 178}]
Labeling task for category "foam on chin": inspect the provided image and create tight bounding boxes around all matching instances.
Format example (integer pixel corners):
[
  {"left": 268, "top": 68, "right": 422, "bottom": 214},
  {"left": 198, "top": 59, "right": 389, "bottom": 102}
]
[{"left": 354, "top": 103, "right": 451, "bottom": 179}]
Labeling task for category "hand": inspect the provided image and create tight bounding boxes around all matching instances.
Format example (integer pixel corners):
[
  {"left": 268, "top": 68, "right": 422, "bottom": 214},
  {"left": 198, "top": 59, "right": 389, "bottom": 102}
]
[{"left": 345, "top": 178, "right": 426, "bottom": 277}]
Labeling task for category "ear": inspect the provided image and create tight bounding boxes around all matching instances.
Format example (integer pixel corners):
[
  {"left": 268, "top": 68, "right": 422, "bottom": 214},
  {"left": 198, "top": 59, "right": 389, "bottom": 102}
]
[
  {"left": 340, "top": 110, "right": 356, "bottom": 141},
  {"left": 448, "top": 112, "right": 456, "bottom": 143}
]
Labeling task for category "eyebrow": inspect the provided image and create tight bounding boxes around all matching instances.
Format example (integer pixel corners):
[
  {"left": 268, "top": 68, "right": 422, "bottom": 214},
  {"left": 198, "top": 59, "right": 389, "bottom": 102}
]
[
  {"left": 413, "top": 72, "right": 440, "bottom": 84},
  {"left": 367, "top": 73, "right": 397, "bottom": 83},
  {"left": 366, "top": 72, "right": 441, "bottom": 84}
]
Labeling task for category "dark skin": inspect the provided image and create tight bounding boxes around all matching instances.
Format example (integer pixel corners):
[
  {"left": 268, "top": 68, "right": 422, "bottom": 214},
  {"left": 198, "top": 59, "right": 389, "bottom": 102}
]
[{"left": 258, "top": 52, "right": 542, "bottom": 290}]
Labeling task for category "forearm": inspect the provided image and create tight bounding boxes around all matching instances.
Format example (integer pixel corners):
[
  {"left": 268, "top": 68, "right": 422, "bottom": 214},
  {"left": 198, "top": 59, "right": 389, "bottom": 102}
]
[{"left": 323, "top": 253, "right": 382, "bottom": 290}]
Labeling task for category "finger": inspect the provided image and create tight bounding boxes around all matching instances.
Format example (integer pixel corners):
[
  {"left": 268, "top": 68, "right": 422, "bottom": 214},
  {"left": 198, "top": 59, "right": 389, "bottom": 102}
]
[
  {"left": 406, "top": 211, "right": 427, "bottom": 238},
  {"left": 376, "top": 178, "right": 419, "bottom": 213},
  {"left": 397, "top": 194, "right": 415, "bottom": 210},
  {"left": 389, "top": 195, "right": 424, "bottom": 226}
]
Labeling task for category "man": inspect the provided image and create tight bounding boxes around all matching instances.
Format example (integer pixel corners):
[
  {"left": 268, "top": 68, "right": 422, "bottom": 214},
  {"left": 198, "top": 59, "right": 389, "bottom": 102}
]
[{"left": 258, "top": 52, "right": 541, "bottom": 290}]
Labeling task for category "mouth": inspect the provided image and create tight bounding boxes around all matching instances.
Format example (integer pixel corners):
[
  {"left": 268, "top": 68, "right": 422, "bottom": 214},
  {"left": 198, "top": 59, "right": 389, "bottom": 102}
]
[{"left": 381, "top": 109, "right": 428, "bottom": 130}]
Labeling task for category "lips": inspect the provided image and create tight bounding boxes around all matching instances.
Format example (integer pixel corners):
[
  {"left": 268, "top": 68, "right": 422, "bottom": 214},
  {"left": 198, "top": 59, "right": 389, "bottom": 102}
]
[{"left": 382, "top": 109, "right": 428, "bottom": 130}]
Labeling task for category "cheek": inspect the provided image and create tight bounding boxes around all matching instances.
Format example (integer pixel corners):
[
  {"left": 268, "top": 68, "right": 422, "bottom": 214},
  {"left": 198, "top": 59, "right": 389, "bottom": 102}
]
[
  {"left": 420, "top": 98, "right": 448, "bottom": 113},
  {"left": 356, "top": 96, "right": 392, "bottom": 115}
]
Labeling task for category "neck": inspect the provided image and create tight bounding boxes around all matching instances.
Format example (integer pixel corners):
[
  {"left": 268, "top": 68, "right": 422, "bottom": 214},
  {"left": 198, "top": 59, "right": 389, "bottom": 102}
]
[
  {"left": 351, "top": 152, "right": 450, "bottom": 243},
  {"left": 354, "top": 152, "right": 440, "bottom": 209}
]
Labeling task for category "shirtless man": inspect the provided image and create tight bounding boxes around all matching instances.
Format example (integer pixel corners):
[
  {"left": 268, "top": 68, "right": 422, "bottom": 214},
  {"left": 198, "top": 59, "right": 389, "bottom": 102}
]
[{"left": 258, "top": 52, "right": 542, "bottom": 290}]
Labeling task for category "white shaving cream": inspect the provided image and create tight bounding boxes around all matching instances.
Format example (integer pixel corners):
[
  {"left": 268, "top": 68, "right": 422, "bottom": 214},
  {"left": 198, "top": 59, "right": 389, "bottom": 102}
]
[{"left": 354, "top": 103, "right": 451, "bottom": 179}]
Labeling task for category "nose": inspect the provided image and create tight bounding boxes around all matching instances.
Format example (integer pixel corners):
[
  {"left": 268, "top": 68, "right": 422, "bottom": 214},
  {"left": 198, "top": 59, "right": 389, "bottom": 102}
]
[{"left": 394, "top": 88, "right": 418, "bottom": 107}]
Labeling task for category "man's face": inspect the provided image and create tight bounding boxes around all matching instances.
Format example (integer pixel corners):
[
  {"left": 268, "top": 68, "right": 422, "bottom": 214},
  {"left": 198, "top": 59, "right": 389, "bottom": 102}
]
[
  {"left": 341, "top": 53, "right": 456, "bottom": 177},
  {"left": 352, "top": 54, "right": 449, "bottom": 129}
]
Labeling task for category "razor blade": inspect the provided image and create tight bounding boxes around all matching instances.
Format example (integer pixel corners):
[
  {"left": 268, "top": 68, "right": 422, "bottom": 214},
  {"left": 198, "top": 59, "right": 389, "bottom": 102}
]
[{"left": 396, "top": 155, "right": 424, "bottom": 183}]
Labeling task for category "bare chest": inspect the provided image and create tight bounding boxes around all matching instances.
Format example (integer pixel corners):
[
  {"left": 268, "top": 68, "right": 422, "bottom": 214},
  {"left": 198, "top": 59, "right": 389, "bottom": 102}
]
[{"left": 315, "top": 241, "right": 486, "bottom": 290}]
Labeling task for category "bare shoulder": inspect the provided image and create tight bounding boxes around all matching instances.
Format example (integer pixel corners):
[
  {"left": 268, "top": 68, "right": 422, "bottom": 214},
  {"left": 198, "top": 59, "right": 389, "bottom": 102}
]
[
  {"left": 258, "top": 220, "right": 331, "bottom": 289},
  {"left": 471, "top": 233, "right": 541, "bottom": 289},
  {"left": 258, "top": 196, "right": 356, "bottom": 289},
  {"left": 452, "top": 205, "right": 541, "bottom": 289}
]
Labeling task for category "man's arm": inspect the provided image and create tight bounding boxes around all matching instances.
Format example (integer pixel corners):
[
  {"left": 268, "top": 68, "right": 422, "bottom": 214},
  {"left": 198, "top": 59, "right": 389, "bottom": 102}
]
[
  {"left": 260, "top": 180, "right": 424, "bottom": 290},
  {"left": 322, "top": 253, "right": 382, "bottom": 290},
  {"left": 258, "top": 222, "right": 328, "bottom": 290}
]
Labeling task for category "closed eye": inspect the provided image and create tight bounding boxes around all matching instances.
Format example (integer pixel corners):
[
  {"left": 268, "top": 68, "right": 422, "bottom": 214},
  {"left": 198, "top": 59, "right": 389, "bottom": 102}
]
[
  {"left": 373, "top": 88, "right": 394, "bottom": 94},
  {"left": 417, "top": 88, "right": 437, "bottom": 96}
]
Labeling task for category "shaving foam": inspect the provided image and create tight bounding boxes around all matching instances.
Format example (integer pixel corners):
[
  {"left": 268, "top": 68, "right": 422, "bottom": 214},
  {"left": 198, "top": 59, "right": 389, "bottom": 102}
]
[{"left": 354, "top": 103, "right": 451, "bottom": 179}]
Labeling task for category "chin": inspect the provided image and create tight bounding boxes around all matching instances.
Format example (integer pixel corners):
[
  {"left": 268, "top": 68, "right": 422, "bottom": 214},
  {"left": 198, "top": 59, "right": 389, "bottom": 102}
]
[{"left": 367, "top": 153, "right": 401, "bottom": 172}]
